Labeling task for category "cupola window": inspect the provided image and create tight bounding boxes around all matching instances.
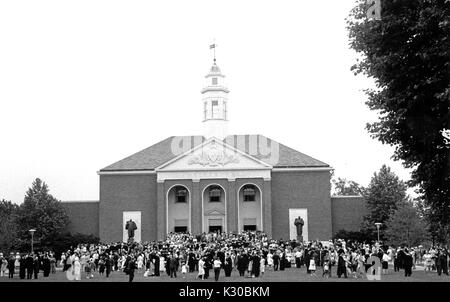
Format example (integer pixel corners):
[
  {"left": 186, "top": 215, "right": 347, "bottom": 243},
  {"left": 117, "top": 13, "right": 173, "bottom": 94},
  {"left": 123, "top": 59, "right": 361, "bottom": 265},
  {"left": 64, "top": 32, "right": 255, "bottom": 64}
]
[{"left": 212, "top": 100, "right": 219, "bottom": 118}]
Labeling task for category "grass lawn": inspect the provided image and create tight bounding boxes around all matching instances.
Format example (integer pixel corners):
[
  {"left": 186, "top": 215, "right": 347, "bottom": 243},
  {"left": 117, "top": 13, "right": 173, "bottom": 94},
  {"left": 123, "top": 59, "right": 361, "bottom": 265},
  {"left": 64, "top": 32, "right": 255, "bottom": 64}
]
[{"left": 1, "top": 265, "right": 449, "bottom": 282}]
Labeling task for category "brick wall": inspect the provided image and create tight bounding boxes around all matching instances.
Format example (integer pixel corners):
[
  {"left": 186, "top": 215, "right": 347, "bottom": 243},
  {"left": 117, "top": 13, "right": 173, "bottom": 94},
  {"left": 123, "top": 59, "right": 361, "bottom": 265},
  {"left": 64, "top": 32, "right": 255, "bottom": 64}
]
[
  {"left": 66, "top": 172, "right": 366, "bottom": 243},
  {"left": 61, "top": 201, "right": 99, "bottom": 237},
  {"left": 271, "top": 170, "right": 332, "bottom": 241},
  {"left": 331, "top": 196, "right": 367, "bottom": 235},
  {"left": 99, "top": 174, "right": 157, "bottom": 242}
]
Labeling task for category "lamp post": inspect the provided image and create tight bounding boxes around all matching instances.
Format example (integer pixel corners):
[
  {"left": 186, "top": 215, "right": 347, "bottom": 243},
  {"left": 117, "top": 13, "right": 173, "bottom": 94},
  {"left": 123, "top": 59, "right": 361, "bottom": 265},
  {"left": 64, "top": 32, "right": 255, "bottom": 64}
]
[
  {"left": 375, "top": 223, "right": 382, "bottom": 243},
  {"left": 29, "top": 229, "right": 36, "bottom": 254}
]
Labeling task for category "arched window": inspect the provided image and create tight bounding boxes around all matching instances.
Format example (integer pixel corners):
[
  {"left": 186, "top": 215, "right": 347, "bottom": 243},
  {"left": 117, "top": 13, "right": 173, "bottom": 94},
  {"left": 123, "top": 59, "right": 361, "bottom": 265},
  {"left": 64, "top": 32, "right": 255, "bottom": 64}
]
[
  {"left": 175, "top": 187, "right": 188, "bottom": 203},
  {"left": 243, "top": 185, "right": 256, "bottom": 202},
  {"left": 209, "top": 186, "right": 221, "bottom": 202}
]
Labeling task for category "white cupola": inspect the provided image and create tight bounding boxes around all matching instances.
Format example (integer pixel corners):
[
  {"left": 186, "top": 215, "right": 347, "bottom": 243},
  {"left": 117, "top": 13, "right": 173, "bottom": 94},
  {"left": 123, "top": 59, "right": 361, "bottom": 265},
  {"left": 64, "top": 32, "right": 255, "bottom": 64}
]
[{"left": 201, "top": 56, "right": 229, "bottom": 140}]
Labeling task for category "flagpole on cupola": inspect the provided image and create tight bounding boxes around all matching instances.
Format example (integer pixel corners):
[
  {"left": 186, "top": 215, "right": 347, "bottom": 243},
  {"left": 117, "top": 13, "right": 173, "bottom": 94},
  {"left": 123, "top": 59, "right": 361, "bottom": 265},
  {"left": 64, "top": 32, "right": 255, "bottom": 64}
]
[
  {"left": 210, "top": 42, "right": 217, "bottom": 64},
  {"left": 203, "top": 41, "right": 229, "bottom": 140}
]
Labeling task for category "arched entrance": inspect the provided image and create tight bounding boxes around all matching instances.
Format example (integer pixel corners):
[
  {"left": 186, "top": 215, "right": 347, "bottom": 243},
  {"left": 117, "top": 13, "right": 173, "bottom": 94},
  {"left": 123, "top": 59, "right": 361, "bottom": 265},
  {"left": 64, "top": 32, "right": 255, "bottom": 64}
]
[
  {"left": 237, "top": 183, "right": 262, "bottom": 232},
  {"left": 166, "top": 185, "right": 191, "bottom": 233},
  {"left": 202, "top": 184, "right": 227, "bottom": 233}
]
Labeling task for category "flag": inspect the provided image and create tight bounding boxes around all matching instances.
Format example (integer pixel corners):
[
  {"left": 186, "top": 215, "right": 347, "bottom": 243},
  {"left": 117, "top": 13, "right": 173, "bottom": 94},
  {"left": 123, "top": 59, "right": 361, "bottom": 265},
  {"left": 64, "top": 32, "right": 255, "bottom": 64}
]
[{"left": 210, "top": 44, "right": 216, "bottom": 49}]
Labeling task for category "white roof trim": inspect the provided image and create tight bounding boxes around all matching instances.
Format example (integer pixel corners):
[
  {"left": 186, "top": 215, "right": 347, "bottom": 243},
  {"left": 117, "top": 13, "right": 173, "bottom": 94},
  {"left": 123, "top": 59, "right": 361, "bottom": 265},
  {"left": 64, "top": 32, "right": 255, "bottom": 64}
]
[
  {"left": 97, "top": 170, "right": 156, "bottom": 175},
  {"left": 272, "top": 167, "right": 333, "bottom": 172},
  {"left": 61, "top": 200, "right": 99, "bottom": 203},
  {"left": 331, "top": 195, "right": 364, "bottom": 198}
]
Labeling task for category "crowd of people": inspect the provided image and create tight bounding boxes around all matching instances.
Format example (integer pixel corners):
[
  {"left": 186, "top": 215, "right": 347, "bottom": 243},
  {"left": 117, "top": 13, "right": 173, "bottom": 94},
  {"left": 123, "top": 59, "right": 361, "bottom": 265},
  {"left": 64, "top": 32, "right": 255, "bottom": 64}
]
[
  {"left": 0, "top": 251, "right": 57, "bottom": 279},
  {"left": 1, "top": 231, "right": 449, "bottom": 282}
]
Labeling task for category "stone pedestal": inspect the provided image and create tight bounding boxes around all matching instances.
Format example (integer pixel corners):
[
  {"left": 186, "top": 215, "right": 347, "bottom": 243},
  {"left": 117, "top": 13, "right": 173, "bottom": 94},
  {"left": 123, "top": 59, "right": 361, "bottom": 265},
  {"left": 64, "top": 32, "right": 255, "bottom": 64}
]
[{"left": 296, "top": 235, "right": 303, "bottom": 243}]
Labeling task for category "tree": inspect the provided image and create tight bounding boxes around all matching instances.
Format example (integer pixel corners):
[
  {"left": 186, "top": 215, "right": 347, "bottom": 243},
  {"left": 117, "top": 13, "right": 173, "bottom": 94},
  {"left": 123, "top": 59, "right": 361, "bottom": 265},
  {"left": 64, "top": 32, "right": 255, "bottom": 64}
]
[
  {"left": 332, "top": 177, "right": 366, "bottom": 196},
  {"left": 385, "top": 200, "right": 428, "bottom": 247},
  {"left": 362, "top": 165, "right": 407, "bottom": 238},
  {"left": 0, "top": 199, "right": 19, "bottom": 252},
  {"left": 50, "top": 232, "right": 100, "bottom": 259},
  {"left": 348, "top": 0, "right": 450, "bottom": 242},
  {"left": 14, "top": 178, "right": 69, "bottom": 250}
]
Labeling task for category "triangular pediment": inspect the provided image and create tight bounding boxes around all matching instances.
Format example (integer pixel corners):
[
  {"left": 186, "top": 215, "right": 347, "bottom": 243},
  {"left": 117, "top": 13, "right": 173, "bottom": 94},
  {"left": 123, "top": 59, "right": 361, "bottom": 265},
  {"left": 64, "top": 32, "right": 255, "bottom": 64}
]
[
  {"left": 156, "top": 137, "right": 272, "bottom": 171},
  {"left": 205, "top": 209, "right": 225, "bottom": 216}
]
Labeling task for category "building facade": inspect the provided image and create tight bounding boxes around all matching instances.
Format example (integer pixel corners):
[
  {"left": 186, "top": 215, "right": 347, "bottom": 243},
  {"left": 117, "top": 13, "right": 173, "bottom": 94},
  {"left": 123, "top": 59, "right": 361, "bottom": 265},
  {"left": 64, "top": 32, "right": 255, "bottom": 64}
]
[{"left": 63, "top": 58, "right": 367, "bottom": 243}]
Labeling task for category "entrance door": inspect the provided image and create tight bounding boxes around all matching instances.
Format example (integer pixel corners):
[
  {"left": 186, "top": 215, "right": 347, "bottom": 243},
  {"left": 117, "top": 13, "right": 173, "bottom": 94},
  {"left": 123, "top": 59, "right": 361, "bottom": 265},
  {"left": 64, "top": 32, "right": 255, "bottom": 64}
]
[
  {"left": 209, "top": 225, "right": 222, "bottom": 233},
  {"left": 243, "top": 225, "right": 257, "bottom": 231},
  {"left": 174, "top": 226, "right": 188, "bottom": 233},
  {"left": 207, "top": 218, "right": 223, "bottom": 233}
]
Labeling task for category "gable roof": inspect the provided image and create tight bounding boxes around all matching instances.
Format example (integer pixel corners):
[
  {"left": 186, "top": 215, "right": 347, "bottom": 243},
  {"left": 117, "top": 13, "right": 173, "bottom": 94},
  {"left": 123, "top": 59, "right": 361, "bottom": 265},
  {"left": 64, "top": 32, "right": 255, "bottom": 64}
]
[
  {"left": 226, "top": 135, "right": 329, "bottom": 168},
  {"left": 100, "top": 134, "right": 329, "bottom": 172},
  {"left": 155, "top": 137, "right": 273, "bottom": 171}
]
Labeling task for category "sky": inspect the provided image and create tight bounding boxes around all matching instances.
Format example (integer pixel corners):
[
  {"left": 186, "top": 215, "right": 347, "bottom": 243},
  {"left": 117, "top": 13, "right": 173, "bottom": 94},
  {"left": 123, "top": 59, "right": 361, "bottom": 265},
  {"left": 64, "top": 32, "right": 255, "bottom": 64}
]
[{"left": 0, "top": 0, "right": 414, "bottom": 204}]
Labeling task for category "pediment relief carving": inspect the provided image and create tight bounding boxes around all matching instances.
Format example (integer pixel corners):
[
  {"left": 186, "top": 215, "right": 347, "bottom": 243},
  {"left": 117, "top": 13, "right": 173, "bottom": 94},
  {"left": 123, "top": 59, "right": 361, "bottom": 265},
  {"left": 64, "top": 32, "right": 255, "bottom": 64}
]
[
  {"left": 156, "top": 138, "right": 272, "bottom": 171},
  {"left": 188, "top": 141, "right": 239, "bottom": 167}
]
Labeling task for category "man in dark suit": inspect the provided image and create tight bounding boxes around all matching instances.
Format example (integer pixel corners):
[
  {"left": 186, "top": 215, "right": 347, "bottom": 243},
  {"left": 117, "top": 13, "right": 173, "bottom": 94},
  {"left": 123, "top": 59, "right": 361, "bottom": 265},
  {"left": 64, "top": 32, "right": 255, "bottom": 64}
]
[
  {"left": 42, "top": 253, "right": 51, "bottom": 277},
  {"left": 170, "top": 254, "right": 178, "bottom": 278},
  {"left": 33, "top": 255, "right": 40, "bottom": 279},
  {"left": 19, "top": 255, "right": 26, "bottom": 279},
  {"left": 437, "top": 248, "right": 449, "bottom": 276},
  {"left": 224, "top": 253, "right": 233, "bottom": 277},
  {"left": 204, "top": 257, "right": 211, "bottom": 279},
  {"left": 272, "top": 252, "right": 280, "bottom": 271},
  {"left": 188, "top": 250, "right": 196, "bottom": 273},
  {"left": 7, "top": 254, "right": 15, "bottom": 279},
  {"left": 236, "top": 253, "right": 247, "bottom": 276},
  {"left": 404, "top": 249, "right": 413, "bottom": 277},
  {"left": 126, "top": 255, "right": 137, "bottom": 282},
  {"left": 252, "top": 253, "right": 261, "bottom": 278},
  {"left": 304, "top": 247, "right": 310, "bottom": 273},
  {"left": 280, "top": 252, "right": 286, "bottom": 271},
  {"left": 105, "top": 255, "right": 112, "bottom": 278},
  {"left": 217, "top": 249, "right": 225, "bottom": 269},
  {"left": 26, "top": 254, "right": 34, "bottom": 279},
  {"left": 154, "top": 253, "right": 160, "bottom": 276}
]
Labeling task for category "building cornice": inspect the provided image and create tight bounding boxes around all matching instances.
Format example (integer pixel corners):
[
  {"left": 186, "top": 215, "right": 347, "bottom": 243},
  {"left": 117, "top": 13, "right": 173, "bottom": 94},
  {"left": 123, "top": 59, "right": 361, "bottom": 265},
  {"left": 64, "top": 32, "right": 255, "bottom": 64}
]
[
  {"left": 201, "top": 86, "right": 229, "bottom": 94},
  {"left": 331, "top": 195, "right": 364, "bottom": 198},
  {"left": 272, "top": 167, "right": 333, "bottom": 172},
  {"left": 97, "top": 170, "right": 156, "bottom": 175},
  {"left": 98, "top": 166, "right": 332, "bottom": 175}
]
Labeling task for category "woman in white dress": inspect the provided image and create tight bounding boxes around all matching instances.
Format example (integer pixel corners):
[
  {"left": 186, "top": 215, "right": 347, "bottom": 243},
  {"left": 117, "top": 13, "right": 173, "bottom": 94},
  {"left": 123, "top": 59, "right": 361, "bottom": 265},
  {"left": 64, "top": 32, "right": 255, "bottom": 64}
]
[
  {"left": 260, "top": 257, "right": 265, "bottom": 276},
  {"left": 247, "top": 258, "right": 253, "bottom": 277},
  {"left": 159, "top": 256, "right": 165, "bottom": 273},
  {"left": 137, "top": 254, "right": 144, "bottom": 270},
  {"left": 60, "top": 253, "right": 66, "bottom": 268},
  {"left": 14, "top": 253, "right": 20, "bottom": 269},
  {"left": 73, "top": 256, "right": 81, "bottom": 281},
  {"left": 267, "top": 252, "right": 273, "bottom": 268},
  {"left": 308, "top": 258, "right": 317, "bottom": 277},
  {"left": 423, "top": 252, "right": 433, "bottom": 271},
  {"left": 198, "top": 258, "right": 205, "bottom": 280},
  {"left": 1, "top": 255, "right": 7, "bottom": 277},
  {"left": 356, "top": 252, "right": 365, "bottom": 278}
]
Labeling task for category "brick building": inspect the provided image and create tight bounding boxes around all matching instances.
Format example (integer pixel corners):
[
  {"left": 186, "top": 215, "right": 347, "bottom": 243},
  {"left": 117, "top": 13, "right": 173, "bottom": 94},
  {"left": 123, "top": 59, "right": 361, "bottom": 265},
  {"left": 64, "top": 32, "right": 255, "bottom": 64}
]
[{"left": 62, "top": 58, "right": 367, "bottom": 243}]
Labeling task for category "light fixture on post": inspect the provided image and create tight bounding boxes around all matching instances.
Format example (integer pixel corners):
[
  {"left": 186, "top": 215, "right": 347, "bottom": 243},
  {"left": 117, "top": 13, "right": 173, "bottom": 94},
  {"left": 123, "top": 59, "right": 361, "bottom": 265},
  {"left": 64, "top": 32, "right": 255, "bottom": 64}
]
[
  {"left": 375, "top": 222, "right": 382, "bottom": 243},
  {"left": 29, "top": 229, "right": 36, "bottom": 254}
]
